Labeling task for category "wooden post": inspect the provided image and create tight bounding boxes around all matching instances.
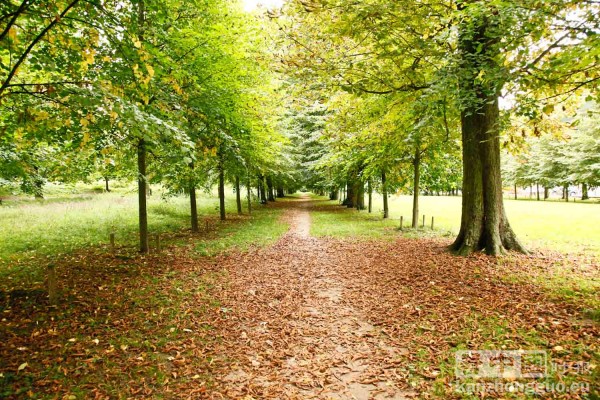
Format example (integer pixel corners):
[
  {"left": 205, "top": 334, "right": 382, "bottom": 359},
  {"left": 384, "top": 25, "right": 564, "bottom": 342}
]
[
  {"left": 431, "top": 216, "right": 434, "bottom": 230},
  {"left": 155, "top": 234, "right": 161, "bottom": 252},
  {"left": 109, "top": 232, "right": 115, "bottom": 255},
  {"left": 422, "top": 215, "right": 425, "bottom": 228},
  {"left": 400, "top": 216, "right": 403, "bottom": 231},
  {"left": 47, "top": 264, "right": 58, "bottom": 306}
]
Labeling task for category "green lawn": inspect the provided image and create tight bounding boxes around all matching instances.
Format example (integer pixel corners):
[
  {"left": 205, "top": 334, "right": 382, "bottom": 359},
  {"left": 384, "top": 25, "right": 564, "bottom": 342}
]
[{"left": 311, "top": 194, "right": 600, "bottom": 254}]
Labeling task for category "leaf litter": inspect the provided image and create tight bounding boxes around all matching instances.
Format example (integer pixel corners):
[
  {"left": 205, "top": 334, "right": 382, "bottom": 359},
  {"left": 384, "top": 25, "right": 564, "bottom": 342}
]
[{"left": 0, "top": 197, "right": 598, "bottom": 399}]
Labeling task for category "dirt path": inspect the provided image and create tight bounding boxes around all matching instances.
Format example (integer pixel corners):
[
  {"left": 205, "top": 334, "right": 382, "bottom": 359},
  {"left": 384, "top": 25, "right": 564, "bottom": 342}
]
[{"left": 210, "top": 197, "right": 414, "bottom": 399}]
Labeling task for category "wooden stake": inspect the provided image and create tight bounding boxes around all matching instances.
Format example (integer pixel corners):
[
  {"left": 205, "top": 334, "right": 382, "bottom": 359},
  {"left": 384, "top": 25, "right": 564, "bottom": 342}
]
[
  {"left": 422, "top": 215, "right": 425, "bottom": 228},
  {"left": 431, "top": 216, "right": 434, "bottom": 230},
  {"left": 400, "top": 216, "right": 404, "bottom": 231},
  {"left": 47, "top": 264, "right": 58, "bottom": 306},
  {"left": 155, "top": 233, "right": 161, "bottom": 252}
]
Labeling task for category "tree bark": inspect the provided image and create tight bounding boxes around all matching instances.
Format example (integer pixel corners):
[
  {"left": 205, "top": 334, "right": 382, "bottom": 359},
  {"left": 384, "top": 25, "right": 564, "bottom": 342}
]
[
  {"left": 105, "top": 176, "right": 110, "bottom": 192},
  {"left": 544, "top": 186, "right": 549, "bottom": 200},
  {"left": 367, "top": 179, "right": 372, "bottom": 213},
  {"left": 266, "top": 176, "right": 275, "bottom": 202},
  {"left": 412, "top": 147, "right": 420, "bottom": 228},
  {"left": 345, "top": 179, "right": 355, "bottom": 208},
  {"left": 536, "top": 183, "right": 540, "bottom": 201},
  {"left": 514, "top": 183, "right": 517, "bottom": 200},
  {"left": 450, "top": 10, "right": 526, "bottom": 256},
  {"left": 382, "top": 170, "right": 389, "bottom": 219},
  {"left": 564, "top": 184, "right": 569, "bottom": 202},
  {"left": 582, "top": 183, "right": 589, "bottom": 200},
  {"left": 218, "top": 161, "right": 226, "bottom": 221},
  {"left": 356, "top": 181, "right": 365, "bottom": 210},
  {"left": 277, "top": 185, "right": 285, "bottom": 198},
  {"left": 259, "top": 175, "right": 267, "bottom": 204},
  {"left": 137, "top": 139, "right": 149, "bottom": 253},
  {"left": 235, "top": 176, "right": 242, "bottom": 214}
]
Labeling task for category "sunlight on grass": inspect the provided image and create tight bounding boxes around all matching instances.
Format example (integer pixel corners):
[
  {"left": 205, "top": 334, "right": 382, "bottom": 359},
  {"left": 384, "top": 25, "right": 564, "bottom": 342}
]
[
  {"left": 0, "top": 189, "right": 239, "bottom": 262},
  {"left": 311, "top": 194, "right": 600, "bottom": 254}
]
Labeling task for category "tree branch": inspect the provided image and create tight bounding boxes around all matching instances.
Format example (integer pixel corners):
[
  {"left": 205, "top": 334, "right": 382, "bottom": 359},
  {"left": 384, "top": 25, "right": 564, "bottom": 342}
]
[{"left": 0, "top": 0, "right": 82, "bottom": 98}]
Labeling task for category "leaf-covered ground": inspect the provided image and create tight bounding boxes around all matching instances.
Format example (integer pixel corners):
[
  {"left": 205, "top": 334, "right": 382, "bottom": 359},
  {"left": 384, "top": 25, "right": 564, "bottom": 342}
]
[{"left": 1, "top": 196, "right": 598, "bottom": 399}]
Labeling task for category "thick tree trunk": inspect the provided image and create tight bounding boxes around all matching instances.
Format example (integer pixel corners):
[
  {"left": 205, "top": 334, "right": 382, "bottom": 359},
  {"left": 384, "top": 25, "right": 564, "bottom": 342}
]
[
  {"left": 367, "top": 179, "right": 372, "bottom": 213},
  {"left": 514, "top": 183, "right": 517, "bottom": 200},
  {"left": 536, "top": 183, "right": 540, "bottom": 201},
  {"left": 277, "top": 185, "right": 285, "bottom": 198},
  {"left": 218, "top": 162, "right": 226, "bottom": 221},
  {"left": 451, "top": 11, "right": 526, "bottom": 256},
  {"left": 137, "top": 139, "right": 149, "bottom": 253},
  {"left": 582, "top": 183, "right": 589, "bottom": 200},
  {"left": 564, "top": 184, "right": 569, "bottom": 202},
  {"left": 544, "top": 186, "right": 549, "bottom": 200},
  {"left": 450, "top": 98, "right": 526, "bottom": 255},
  {"left": 266, "top": 176, "right": 275, "bottom": 202},
  {"left": 105, "top": 176, "right": 110, "bottom": 192},
  {"left": 412, "top": 148, "right": 420, "bottom": 228},
  {"left": 345, "top": 180, "right": 355, "bottom": 208},
  {"left": 382, "top": 170, "right": 389, "bottom": 219},
  {"left": 356, "top": 181, "right": 365, "bottom": 210},
  {"left": 329, "top": 189, "right": 338, "bottom": 200},
  {"left": 235, "top": 176, "right": 242, "bottom": 214}
]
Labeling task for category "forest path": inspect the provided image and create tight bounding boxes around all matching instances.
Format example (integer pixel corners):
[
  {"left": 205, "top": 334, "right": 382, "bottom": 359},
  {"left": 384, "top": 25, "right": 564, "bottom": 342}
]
[{"left": 209, "top": 195, "right": 413, "bottom": 399}]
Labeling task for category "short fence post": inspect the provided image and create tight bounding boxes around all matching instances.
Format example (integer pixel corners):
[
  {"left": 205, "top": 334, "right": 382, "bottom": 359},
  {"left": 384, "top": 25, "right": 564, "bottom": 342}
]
[
  {"left": 431, "top": 216, "right": 434, "bottom": 230},
  {"left": 155, "top": 233, "right": 161, "bottom": 252},
  {"left": 400, "top": 216, "right": 403, "bottom": 231},
  {"left": 422, "top": 215, "right": 425, "bottom": 228}
]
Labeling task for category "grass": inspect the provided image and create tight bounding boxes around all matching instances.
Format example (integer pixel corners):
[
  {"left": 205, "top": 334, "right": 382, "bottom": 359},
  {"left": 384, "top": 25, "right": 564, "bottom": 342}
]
[
  {"left": 194, "top": 207, "right": 289, "bottom": 256},
  {"left": 311, "top": 194, "right": 600, "bottom": 254},
  {"left": 0, "top": 183, "right": 287, "bottom": 286}
]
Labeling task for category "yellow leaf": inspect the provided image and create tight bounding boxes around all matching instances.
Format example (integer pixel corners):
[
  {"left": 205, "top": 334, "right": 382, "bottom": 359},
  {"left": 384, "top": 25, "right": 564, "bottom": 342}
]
[
  {"left": 82, "top": 132, "right": 90, "bottom": 145},
  {"left": 132, "top": 38, "right": 141, "bottom": 48},
  {"left": 146, "top": 64, "right": 154, "bottom": 78},
  {"left": 17, "top": 363, "right": 27, "bottom": 372},
  {"left": 8, "top": 27, "right": 17, "bottom": 41},
  {"left": 80, "top": 118, "right": 89, "bottom": 128}
]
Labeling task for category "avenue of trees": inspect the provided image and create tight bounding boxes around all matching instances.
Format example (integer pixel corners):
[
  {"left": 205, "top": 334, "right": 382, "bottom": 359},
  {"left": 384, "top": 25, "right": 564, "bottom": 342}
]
[
  {"left": 0, "top": 0, "right": 294, "bottom": 253},
  {"left": 2, "top": 0, "right": 600, "bottom": 256},
  {"left": 276, "top": 0, "right": 600, "bottom": 255}
]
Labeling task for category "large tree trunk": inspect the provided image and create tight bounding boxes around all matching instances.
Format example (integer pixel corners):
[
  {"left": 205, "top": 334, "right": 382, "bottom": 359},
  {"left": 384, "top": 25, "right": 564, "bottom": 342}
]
[
  {"left": 137, "top": 139, "right": 149, "bottom": 253},
  {"left": 514, "top": 183, "right": 517, "bottom": 200},
  {"left": 582, "top": 183, "right": 589, "bottom": 200},
  {"left": 235, "top": 176, "right": 242, "bottom": 214},
  {"left": 105, "top": 176, "right": 110, "bottom": 192},
  {"left": 367, "top": 179, "right": 372, "bottom": 213},
  {"left": 345, "top": 179, "right": 355, "bottom": 208},
  {"left": 356, "top": 181, "right": 365, "bottom": 210},
  {"left": 564, "top": 184, "right": 569, "bottom": 202},
  {"left": 218, "top": 161, "right": 226, "bottom": 221},
  {"left": 266, "top": 176, "right": 275, "bottom": 202},
  {"left": 277, "top": 185, "right": 285, "bottom": 198},
  {"left": 259, "top": 175, "right": 267, "bottom": 204},
  {"left": 412, "top": 148, "right": 420, "bottom": 228},
  {"left": 382, "top": 170, "right": 389, "bottom": 219},
  {"left": 451, "top": 12, "right": 525, "bottom": 256},
  {"left": 544, "top": 186, "right": 549, "bottom": 200},
  {"left": 536, "top": 183, "right": 540, "bottom": 201}
]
